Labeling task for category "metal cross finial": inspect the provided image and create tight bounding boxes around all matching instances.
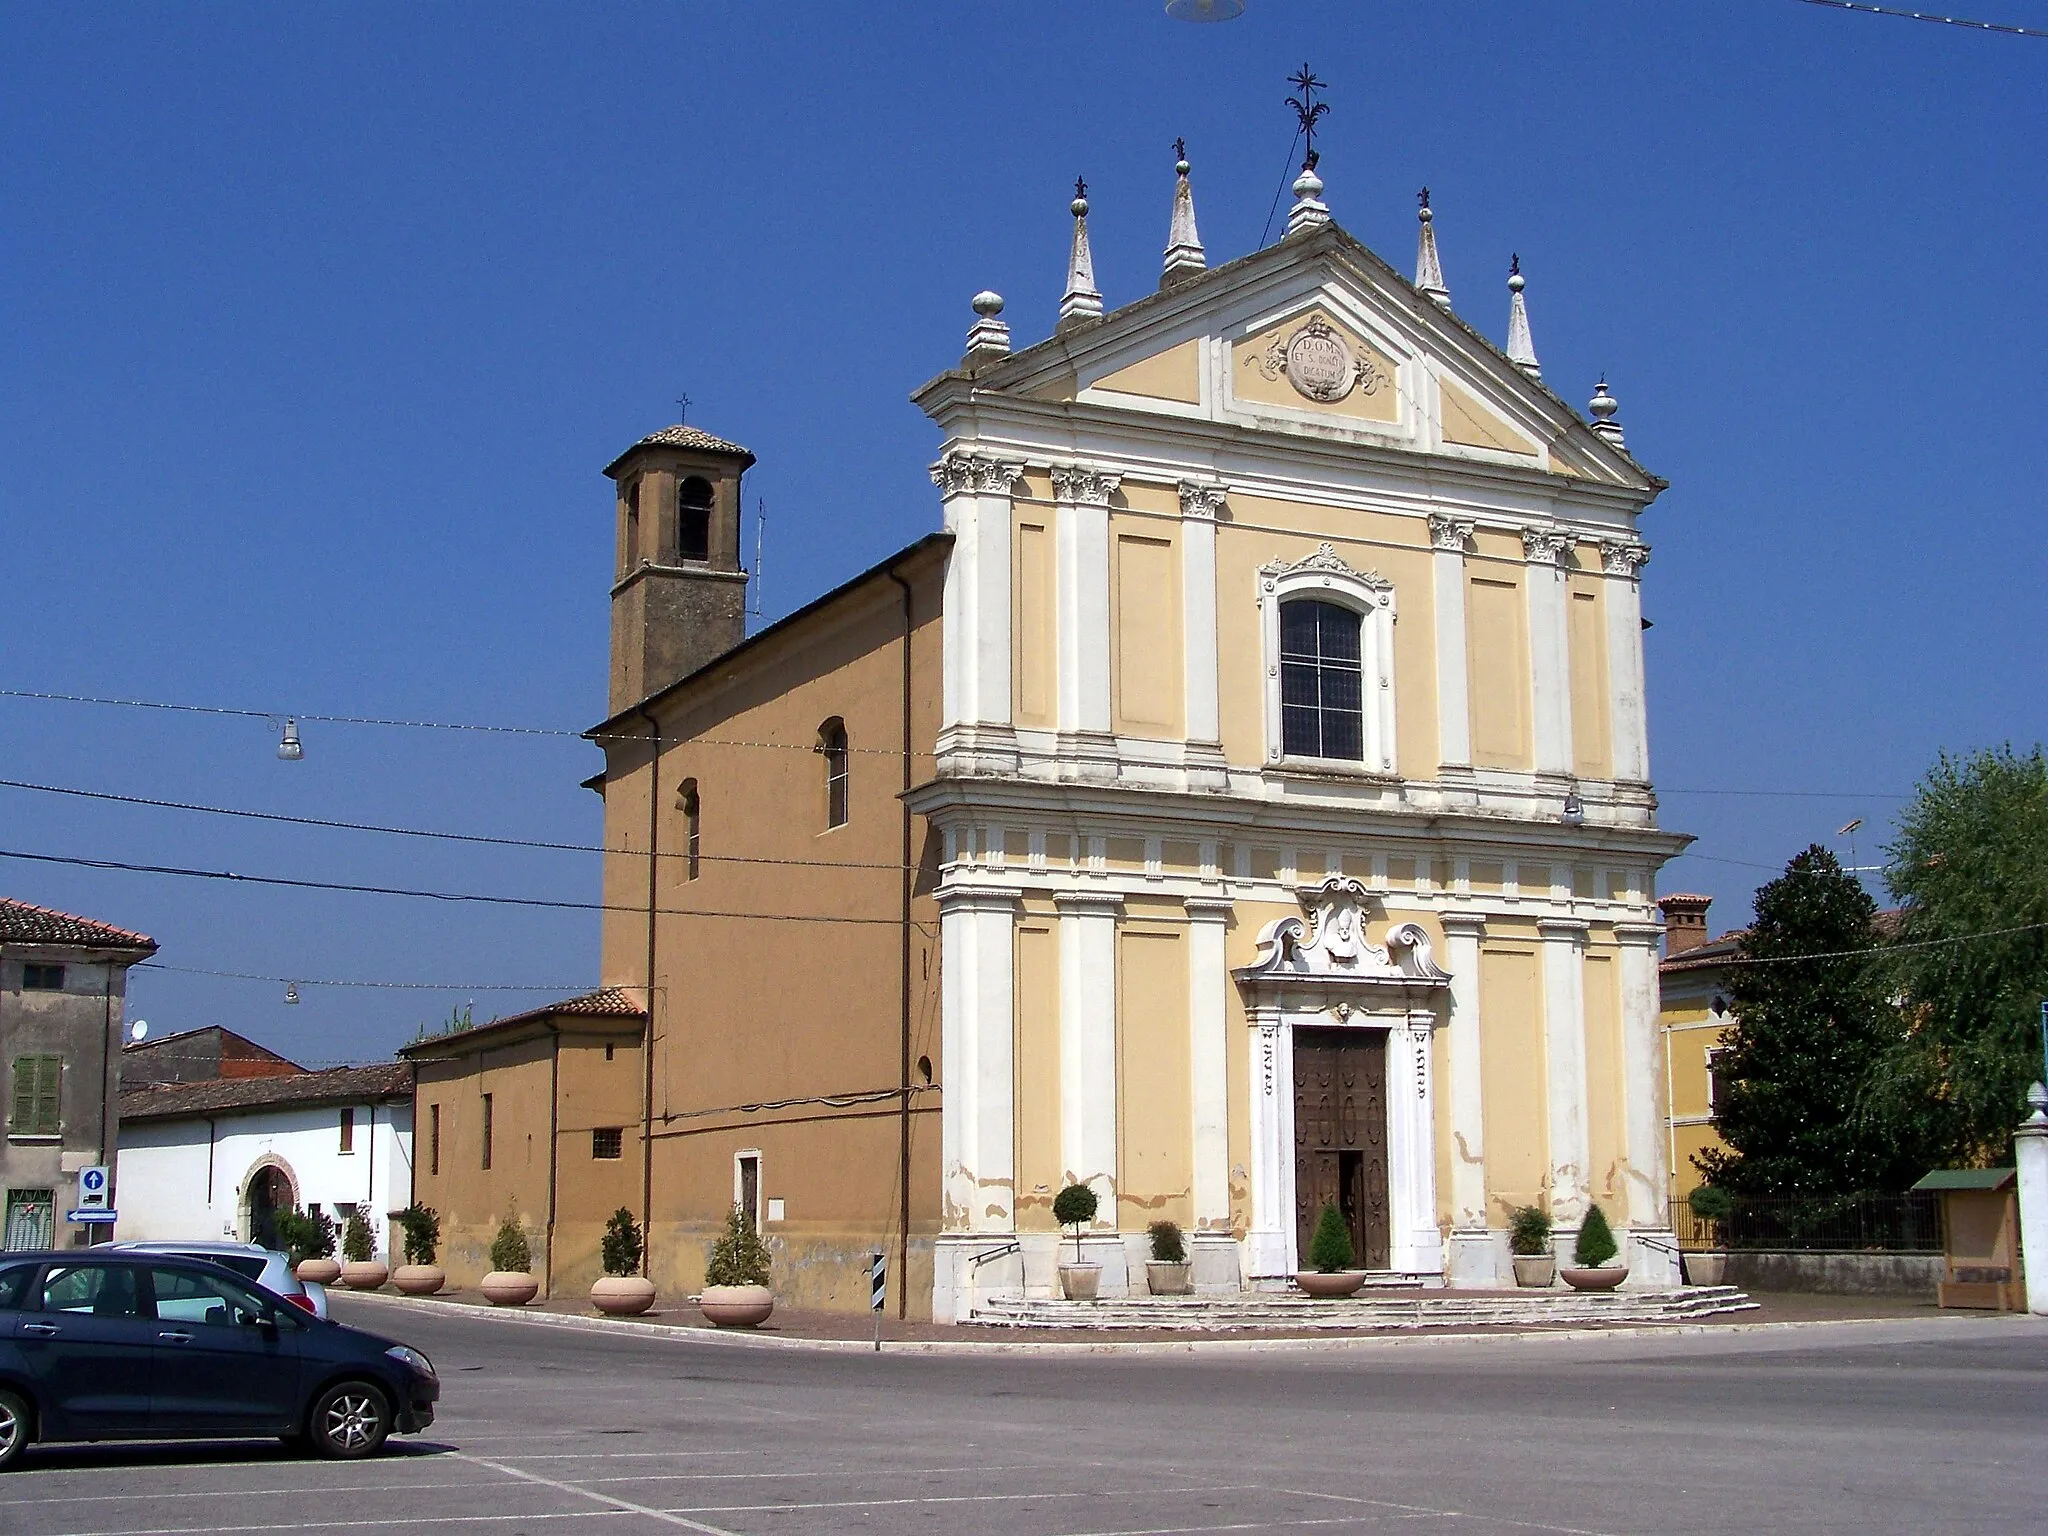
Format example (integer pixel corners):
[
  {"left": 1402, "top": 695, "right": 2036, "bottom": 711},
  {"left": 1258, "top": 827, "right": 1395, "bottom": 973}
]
[
  {"left": 1419, "top": 187, "right": 1430, "bottom": 210},
  {"left": 1286, "top": 63, "right": 1329, "bottom": 166},
  {"left": 676, "top": 393, "right": 691, "bottom": 424},
  {"left": 1509, "top": 253, "right": 1521, "bottom": 277},
  {"left": 1173, "top": 136, "right": 1187, "bottom": 163},
  {"left": 1074, "top": 175, "right": 1088, "bottom": 203}
]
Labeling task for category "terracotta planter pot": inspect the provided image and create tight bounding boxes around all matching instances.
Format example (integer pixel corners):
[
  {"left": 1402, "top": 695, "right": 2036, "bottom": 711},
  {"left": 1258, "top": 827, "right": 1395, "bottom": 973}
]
[
  {"left": 392, "top": 1264, "right": 445, "bottom": 1296},
  {"left": 1681, "top": 1252, "right": 1727, "bottom": 1287},
  {"left": 698, "top": 1284, "right": 774, "bottom": 1328},
  {"left": 295, "top": 1258, "right": 342, "bottom": 1285},
  {"left": 1561, "top": 1266, "right": 1628, "bottom": 1291},
  {"left": 1145, "top": 1260, "right": 1193, "bottom": 1296},
  {"left": 592, "top": 1275, "right": 657, "bottom": 1316},
  {"left": 1294, "top": 1270, "right": 1367, "bottom": 1298},
  {"left": 480, "top": 1270, "right": 540, "bottom": 1306},
  {"left": 1511, "top": 1253, "right": 1557, "bottom": 1288},
  {"left": 340, "top": 1261, "right": 389, "bottom": 1290},
  {"left": 1057, "top": 1263, "right": 1102, "bottom": 1301}
]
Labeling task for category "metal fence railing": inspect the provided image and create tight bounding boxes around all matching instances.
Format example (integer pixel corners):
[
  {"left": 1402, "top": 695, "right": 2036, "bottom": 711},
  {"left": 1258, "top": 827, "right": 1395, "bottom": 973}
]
[{"left": 1671, "top": 1191, "right": 1943, "bottom": 1253}]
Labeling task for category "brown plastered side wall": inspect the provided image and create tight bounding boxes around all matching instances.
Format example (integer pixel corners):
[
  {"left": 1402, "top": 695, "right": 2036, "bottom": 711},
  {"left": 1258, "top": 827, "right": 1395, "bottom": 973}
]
[
  {"left": 408, "top": 1033, "right": 555, "bottom": 1289},
  {"left": 600, "top": 542, "right": 947, "bottom": 1317}
]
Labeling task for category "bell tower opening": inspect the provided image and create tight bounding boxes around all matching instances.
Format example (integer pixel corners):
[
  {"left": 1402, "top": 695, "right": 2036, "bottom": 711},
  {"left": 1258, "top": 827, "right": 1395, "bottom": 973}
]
[{"left": 603, "top": 424, "right": 755, "bottom": 714}]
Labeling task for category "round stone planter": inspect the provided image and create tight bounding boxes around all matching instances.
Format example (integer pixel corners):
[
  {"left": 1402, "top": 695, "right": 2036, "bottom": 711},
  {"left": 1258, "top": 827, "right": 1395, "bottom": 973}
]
[
  {"left": 295, "top": 1258, "right": 342, "bottom": 1285},
  {"left": 592, "top": 1275, "right": 657, "bottom": 1316},
  {"left": 1294, "top": 1270, "right": 1367, "bottom": 1298},
  {"left": 1511, "top": 1253, "right": 1557, "bottom": 1288},
  {"left": 698, "top": 1284, "right": 774, "bottom": 1328},
  {"left": 1681, "top": 1252, "right": 1727, "bottom": 1287},
  {"left": 1145, "top": 1260, "right": 1193, "bottom": 1296},
  {"left": 480, "top": 1270, "right": 540, "bottom": 1307},
  {"left": 340, "top": 1261, "right": 389, "bottom": 1291},
  {"left": 392, "top": 1264, "right": 445, "bottom": 1296},
  {"left": 1561, "top": 1266, "right": 1628, "bottom": 1292},
  {"left": 1057, "top": 1263, "right": 1102, "bottom": 1302}
]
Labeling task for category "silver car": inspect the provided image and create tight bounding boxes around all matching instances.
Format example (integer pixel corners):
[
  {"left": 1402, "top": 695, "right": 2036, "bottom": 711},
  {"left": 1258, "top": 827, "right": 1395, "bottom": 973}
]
[{"left": 107, "top": 1240, "right": 329, "bottom": 1319}]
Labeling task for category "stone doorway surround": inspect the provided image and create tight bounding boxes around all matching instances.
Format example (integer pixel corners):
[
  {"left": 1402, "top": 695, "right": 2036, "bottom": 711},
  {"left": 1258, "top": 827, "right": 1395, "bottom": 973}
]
[{"left": 1236, "top": 877, "right": 1449, "bottom": 1283}]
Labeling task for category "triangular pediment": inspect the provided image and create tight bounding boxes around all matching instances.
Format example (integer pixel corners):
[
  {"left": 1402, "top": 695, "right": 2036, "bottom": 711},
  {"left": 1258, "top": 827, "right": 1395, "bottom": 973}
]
[{"left": 917, "top": 223, "right": 1657, "bottom": 493}]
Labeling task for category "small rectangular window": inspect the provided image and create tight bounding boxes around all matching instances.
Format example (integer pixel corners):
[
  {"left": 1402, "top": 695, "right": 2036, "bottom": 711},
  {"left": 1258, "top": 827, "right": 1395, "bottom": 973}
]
[
  {"left": 9, "top": 1056, "right": 62, "bottom": 1138},
  {"left": 339, "top": 1106, "right": 356, "bottom": 1154},
  {"left": 481, "top": 1092, "right": 494, "bottom": 1171},
  {"left": 737, "top": 1152, "right": 761, "bottom": 1233},
  {"left": 592, "top": 1127, "right": 623, "bottom": 1160},
  {"left": 429, "top": 1104, "right": 441, "bottom": 1176},
  {"left": 604, "top": 1042, "right": 615, "bottom": 1062},
  {"left": 21, "top": 964, "right": 64, "bottom": 992}
]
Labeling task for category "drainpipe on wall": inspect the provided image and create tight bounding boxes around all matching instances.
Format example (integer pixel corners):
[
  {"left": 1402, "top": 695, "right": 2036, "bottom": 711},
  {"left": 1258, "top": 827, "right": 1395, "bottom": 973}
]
[
  {"left": 366, "top": 1103, "right": 377, "bottom": 1255},
  {"left": 546, "top": 1023, "right": 561, "bottom": 1297},
  {"left": 98, "top": 962, "right": 114, "bottom": 1245},
  {"left": 634, "top": 704, "right": 663, "bottom": 1272},
  {"left": 885, "top": 563, "right": 915, "bottom": 1319}
]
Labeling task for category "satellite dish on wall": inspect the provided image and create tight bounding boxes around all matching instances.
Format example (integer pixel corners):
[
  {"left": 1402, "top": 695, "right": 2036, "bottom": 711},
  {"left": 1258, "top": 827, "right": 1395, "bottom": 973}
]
[
  {"left": 129, "top": 1020, "right": 149, "bottom": 1042},
  {"left": 1165, "top": 0, "right": 1244, "bottom": 18}
]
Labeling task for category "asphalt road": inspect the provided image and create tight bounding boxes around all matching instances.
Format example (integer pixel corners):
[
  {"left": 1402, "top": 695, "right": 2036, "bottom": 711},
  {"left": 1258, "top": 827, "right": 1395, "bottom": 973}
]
[{"left": 5, "top": 1299, "right": 2044, "bottom": 1535}]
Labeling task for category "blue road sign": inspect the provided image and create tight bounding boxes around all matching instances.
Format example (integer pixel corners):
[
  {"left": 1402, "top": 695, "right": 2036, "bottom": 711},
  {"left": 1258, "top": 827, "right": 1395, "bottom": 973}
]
[{"left": 66, "top": 1209, "right": 118, "bottom": 1224}]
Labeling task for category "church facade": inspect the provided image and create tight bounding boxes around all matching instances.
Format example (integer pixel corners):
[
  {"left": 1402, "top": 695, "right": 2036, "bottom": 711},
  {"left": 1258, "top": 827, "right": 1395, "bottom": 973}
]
[{"left": 575, "top": 153, "right": 1688, "bottom": 1320}]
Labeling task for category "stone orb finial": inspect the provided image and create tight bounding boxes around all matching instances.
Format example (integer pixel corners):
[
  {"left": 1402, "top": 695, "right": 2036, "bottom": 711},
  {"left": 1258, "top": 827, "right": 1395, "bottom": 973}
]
[
  {"left": 1590, "top": 377, "right": 1619, "bottom": 422},
  {"left": 972, "top": 290, "right": 1004, "bottom": 318}
]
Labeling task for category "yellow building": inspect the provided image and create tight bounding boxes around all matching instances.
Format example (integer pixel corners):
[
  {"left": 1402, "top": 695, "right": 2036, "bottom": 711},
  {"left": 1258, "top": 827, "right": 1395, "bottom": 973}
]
[
  {"left": 1657, "top": 894, "right": 1738, "bottom": 1204},
  {"left": 438, "top": 150, "right": 1695, "bottom": 1318}
]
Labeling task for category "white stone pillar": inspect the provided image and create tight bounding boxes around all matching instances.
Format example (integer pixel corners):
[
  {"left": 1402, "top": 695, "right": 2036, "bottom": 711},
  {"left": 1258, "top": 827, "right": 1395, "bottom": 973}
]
[
  {"left": 969, "top": 458, "right": 1021, "bottom": 732},
  {"left": 1184, "top": 897, "right": 1236, "bottom": 1288},
  {"left": 1440, "top": 912, "right": 1494, "bottom": 1284},
  {"left": 1523, "top": 528, "right": 1575, "bottom": 778},
  {"left": 1179, "top": 482, "right": 1228, "bottom": 789},
  {"left": 1388, "top": 1008, "right": 1445, "bottom": 1277},
  {"left": 1054, "top": 890, "right": 1121, "bottom": 1223},
  {"left": 1052, "top": 464, "right": 1117, "bottom": 738},
  {"left": 1243, "top": 1008, "right": 1292, "bottom": 1280},
  {"left": 1617, "top": 920, "right": 1680, "bottom": 1286},
  {"left": 1538, "top": 917, "right": 1592, "bottom": 1228},
  {"left": 937, "top": 884, "right": 1021, "bottom": 1233},
  {"left": 930, "top": 453, "right": 977, "bottom": 733},
  {"left": 1429, "top": 515, "right": 1474, "bottom": 772},
  {"left": 930, "top": 452, "right": 1023, "bottom": 774},
  {"left": 1601, "top": 540, "right": 1651, "bottom": 785},
  {"left": 2016, "top": 1085, "right": 2048, "bottom": 1316}
]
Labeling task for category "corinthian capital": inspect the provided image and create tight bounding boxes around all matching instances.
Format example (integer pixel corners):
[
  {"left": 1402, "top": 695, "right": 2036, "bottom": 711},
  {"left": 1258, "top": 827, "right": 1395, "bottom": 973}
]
[
  {"left": 1521, "top": 527, "right": 1573, "bottom": 568},
  {"left": 971, "top": 459, "right": 1025, "bottom": 496},
  {"left": 1050, "top": 463, "right": 1122, "bottom": 506},
  {"left": 1600, "top": 539, "right": 1650, "bottom": 578},
  {"left": 1428, "top": 513, "right": 1474, "bottom": 553},
  {"left": 1178, "top": 480, "right": 1229, "bottom": 520},
  {"left": 929, "top": 451, "right": 979, "bottom": 498}
]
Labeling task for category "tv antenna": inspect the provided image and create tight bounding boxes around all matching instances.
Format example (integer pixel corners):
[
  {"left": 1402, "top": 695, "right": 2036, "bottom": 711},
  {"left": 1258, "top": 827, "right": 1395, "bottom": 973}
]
[{"left": 750, "top": 496, "right": 768, "bottom": 624}]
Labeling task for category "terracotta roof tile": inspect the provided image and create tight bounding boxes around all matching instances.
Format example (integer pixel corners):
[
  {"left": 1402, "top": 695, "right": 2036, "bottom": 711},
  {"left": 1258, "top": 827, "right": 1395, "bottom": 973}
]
[
  {"left": 603, "top": 423, "right": 755, "bottom": 476},
  {"left": 118, "top": 1061, "right": 411, "bottom": 1121},
  {"left": 397, "top": 988, "right": 646, "bottom": 1056},
  {"left": 0, "top": 898, "right": 157, "bottom": 952}
]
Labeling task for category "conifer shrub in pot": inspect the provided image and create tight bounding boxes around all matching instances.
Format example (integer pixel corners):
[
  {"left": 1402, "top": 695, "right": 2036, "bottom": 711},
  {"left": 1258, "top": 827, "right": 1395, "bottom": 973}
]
[
  {"left": 392, "top": 1204, "right": 446, "bottom": 1295},
  {"left": 1509, "top": 1204, "right": 1556, "bottom": 1288},
  {"left": 339, "top": 1207, "right": 389, "bottom": 1290},
  {"left": 1682, "top": 1185, "right": 1734, "bottom": 1287},
  {"left": 1052, "top": 1182, "right": 1101, "bottom": 1300},
  {"left": 592, "top": 1207, "right": 657, "bottom": 1316},
  {"left": 1561, "top": 1202, "right": 1627, "bottom": 1290},
  {"left": 699, "top": 1203, "right": 774, "bottom": 1327},
  {"left": 1145, "top": 1219, "right": 1192, "bottom": 1296},
  {"left": 1295, "top": 1203, "right": 1367, "bottom": 1297},
  {"left": 282, "top": 1208, "right": 341, "bottom": 1285},
  {"left": 481, "top": 1215, "right": 540, "bottom": 1306}
]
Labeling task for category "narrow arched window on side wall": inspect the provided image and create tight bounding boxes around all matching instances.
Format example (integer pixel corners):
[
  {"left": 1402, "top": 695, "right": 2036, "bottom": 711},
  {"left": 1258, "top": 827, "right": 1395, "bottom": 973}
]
[
  {"left": 1278, "top": 598, "right": 1365, "bottom": 761},
  {"left": 818, "top": 718, "right": 849, "bottom": 829},
  {"left": 677, "top": 477, "right": 713, "bottom": 562},
  {"left": 677, "top": 778, "right": 701, "bottom": 880}
]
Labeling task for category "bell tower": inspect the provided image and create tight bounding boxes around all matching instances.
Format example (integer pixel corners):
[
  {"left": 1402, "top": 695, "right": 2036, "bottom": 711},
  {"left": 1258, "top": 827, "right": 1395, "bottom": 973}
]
[{"left": 603, "top": 424, "right": 754, "bottom": 713}]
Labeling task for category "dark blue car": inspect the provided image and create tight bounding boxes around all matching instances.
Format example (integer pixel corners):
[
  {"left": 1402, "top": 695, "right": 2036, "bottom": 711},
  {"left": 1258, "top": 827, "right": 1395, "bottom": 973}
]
[{"left": 0, "top": 1251, "right": 437, "bottom": 1468}]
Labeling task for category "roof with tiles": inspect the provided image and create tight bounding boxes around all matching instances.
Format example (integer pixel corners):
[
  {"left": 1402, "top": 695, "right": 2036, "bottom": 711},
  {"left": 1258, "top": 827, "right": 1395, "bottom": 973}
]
[
  {"left": 397, "top": 987, "right": 646, "bottom": 1057},
  {"left": 118, "top": 1061, "right": 412, "bottom": 1121},
  {"left": 603, "top": 423, "right": 755, "bottom": 476},
  {"left": 0, "top": 898, "right": 157, "bottom": 953}
]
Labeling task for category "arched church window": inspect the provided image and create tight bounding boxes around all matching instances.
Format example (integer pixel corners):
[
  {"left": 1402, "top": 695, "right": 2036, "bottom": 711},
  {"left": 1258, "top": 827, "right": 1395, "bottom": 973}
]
[
  {"left": 677, "top": 778, "right": 701, "bottom": 880},
  {"left": 1279, "top": 598, "right": 1365, "bottom": 761},
  {"left": 678, "top": 477, "right": 713, "bottom": 563},
  {"left": 818, "top": 718, "right": 849, "bottom": 829},
  {"left": 624, "top": 478, "right": 641, "bottom": 566}
]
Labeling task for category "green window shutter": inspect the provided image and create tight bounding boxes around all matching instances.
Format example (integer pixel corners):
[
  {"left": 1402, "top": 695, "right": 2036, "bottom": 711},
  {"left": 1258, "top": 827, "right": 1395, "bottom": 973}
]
[
  {"left": 35, "top": 1057, "right": 60, "bottom": 1135},
  {"left": 12, "top": 1056, "right": 61, "bottom": 1136}
]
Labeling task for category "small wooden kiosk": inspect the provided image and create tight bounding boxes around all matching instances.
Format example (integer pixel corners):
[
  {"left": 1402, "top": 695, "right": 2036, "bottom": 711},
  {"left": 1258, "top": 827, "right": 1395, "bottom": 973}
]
[{"left": 1912, "top": 1168, "right": 2024, "bottom": 1311}]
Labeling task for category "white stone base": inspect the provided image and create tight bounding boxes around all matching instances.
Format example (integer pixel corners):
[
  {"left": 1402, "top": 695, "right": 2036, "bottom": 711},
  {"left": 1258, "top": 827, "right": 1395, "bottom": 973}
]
[
  {"left": 931, "top": 1233, "right": 1024, "bottom": 1323},
  {"left": 1190, "top": 1231, "right": 1241, "bottom": 1293},
  {"left": 1446, "top": 1226, "right": 1508, "bottom": 1287},
  {"left": 1624, "top": 1228, "right": 1683, "bottom": 1289}
]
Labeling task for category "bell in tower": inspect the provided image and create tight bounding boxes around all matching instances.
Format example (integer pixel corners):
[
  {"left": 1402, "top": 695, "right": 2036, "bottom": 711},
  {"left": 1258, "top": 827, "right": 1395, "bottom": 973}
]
[{"left": 603, "top": 424, "right": 754, "bottom": 714}]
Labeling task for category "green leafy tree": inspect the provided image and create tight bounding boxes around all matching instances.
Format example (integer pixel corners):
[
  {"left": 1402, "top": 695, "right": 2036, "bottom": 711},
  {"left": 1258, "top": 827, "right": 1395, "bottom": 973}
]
[
  {"left": 489, "top": 1215, "right": 532, "bottom": 1273},
  {"left": 397, "top": 1205, "right": 440, "bottom": 1266},
  {"left": 601, "top": 1208, "right": 644, "bottom": 1277},
  {"left": 1508, "top": 1205, "right": 1552, "bottom": 1257},
  {"left": 1878, "top": 745, "right": 2048, "bottom": 1165},
  {"left": 704, "top": 1204, "right": 771, "bottom": 1287},
  {"left": 1052, "top": 1183, "right": 1098, "bottom": 1265},
  {"left": 1146, "top": 1220, "right": 1186, "bottom": 1264},
  {"left": 1696, "top": 845, "right": 1922, "bottom": 1196},
  {"left": 342, "top": 1207, "right": 375, "bottom": 1263},
  {"left": 1307, "top": 1204, "right": 1356, "bottom": 1272},
  {"left": 1573, "top": 1203, "right": 1618, "bottom": 1268}
]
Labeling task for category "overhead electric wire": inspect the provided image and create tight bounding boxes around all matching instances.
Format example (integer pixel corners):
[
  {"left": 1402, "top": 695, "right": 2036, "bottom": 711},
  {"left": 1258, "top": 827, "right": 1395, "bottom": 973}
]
[
  {"left": 135, "top": 961, "right": 596, "bottom": 992},
  {"left": 1705, "top": 919, "right": 2048, "bottom": 966},
  {"left": 1789, "top": 0, "right": 2048, "bottom": 38}
]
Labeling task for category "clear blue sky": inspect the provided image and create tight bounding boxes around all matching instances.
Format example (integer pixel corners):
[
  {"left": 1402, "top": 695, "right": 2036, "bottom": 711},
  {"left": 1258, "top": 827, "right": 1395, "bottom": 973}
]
[{"left": 3, "top": 3, "right": 2042, "bottom": 1066}]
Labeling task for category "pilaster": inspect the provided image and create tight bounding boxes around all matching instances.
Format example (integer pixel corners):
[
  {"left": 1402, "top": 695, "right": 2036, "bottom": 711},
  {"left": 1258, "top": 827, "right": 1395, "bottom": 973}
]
[
  {"left": 1523, "top": 528, "right": 1575, "bottom": 778},
  {"left": 1429, "top": 515, "right": 1474, "bottom": 773},
  {"left": 1601, "top": 540, "right": 1651, "bottom": 785},
  {"left": 1183, "top": 897, "right": 1234, "bottom": 1238},
  {"left": 1179, "top": 483, "right": 1228, "bottom": 789},
  {"left": 938, "top": 884, "right": 1022, "bottom": 1238},
  {"left": 1538, "top": 916, "right": 1591, "bottom": 1224},
  {"left": 1615, "top": 921, "right": 1670, "bottom": 1229},
  {"left": 1052, "top": 465, "right": 1118, "bottom": 780},
  {"left": 1439, "top": 911, "right": 1494, "bottom": 1284},
  {"left": 930, "top": 451, "right": 1023, "bottom": 773},
  {"left": 1389, "top": 1006, "right": 1446, "bottom": 1274},
  {"left": 1054, "top": 890, "right": 1122, "bottom": 1221}
]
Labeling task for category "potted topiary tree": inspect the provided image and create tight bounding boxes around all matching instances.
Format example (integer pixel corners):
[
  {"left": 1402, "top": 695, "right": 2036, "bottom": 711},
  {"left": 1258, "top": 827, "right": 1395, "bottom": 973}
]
[
  {"left": 592, "top": 1207, "right": 657, "bottom": 1316},
  {"left": 699, "top": 1203, "right": 774, "bottom": 1327},
  {"left": 1509, "top": 1205, "right": 1555, "bottom": 1288},
  {"left": 481, "top": 1215, "right": 540, "bottom": 1305},
  {"left": 1052, "top": 1182, "right": 1101, "bottom": 1300},
  {"left": 282, "top": 1208, "right": 341, "bottom": 1285},
  {"left": 1561, "top": 1202, "right": 1627, "bottom": 1290},
  {"left": 1145, "top": 1219, "right": 1192, "bottom": 1296},
  {"left": 340, "top": 1207, "right": 389, "bottom": 1289},
  {"left": 1683, "top": 1185, "right": 1734, "bottom": 1287},
  {"left": 1295, "top": 1204, "right": 1367, "bottom": 1296},
  {"left": 393, "top": 1205, "right": 445, "bottom": 1295}
]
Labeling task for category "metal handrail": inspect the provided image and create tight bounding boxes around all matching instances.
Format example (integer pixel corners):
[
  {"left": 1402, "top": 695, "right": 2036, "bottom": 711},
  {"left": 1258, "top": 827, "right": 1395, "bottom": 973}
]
[{"left": 963, "top": 1240, "right": 1021, "bottom": 1271}]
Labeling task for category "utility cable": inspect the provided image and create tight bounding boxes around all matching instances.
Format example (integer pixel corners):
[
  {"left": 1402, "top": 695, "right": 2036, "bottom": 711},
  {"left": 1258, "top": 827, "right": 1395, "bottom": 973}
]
[
  {"left": 134, "top": 960, "right": 597, "bottom": 992},
  {"left": 1788, "top": 0, "right": 2048, "bottom": 38}
]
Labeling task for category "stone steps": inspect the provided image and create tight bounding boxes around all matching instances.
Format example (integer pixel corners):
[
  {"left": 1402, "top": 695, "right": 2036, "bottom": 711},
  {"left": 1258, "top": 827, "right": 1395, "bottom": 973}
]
[{"left": 969, "top": 1285, "right": 1758, "bottom": 1331}]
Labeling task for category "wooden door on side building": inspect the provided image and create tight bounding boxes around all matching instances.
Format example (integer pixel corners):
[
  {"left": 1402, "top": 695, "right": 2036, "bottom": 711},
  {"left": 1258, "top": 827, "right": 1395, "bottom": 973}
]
[{"left": 1293, "top": 1028, "right": 1390, "bottom": 1270}]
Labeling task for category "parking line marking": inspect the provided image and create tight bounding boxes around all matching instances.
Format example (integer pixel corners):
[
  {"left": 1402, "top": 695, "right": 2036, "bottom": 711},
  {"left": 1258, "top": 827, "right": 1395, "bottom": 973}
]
[
  {"left": 1276, "top": 1487, "right": 1630, "bottom": 1536},
  {"left": 657, "top": 1483, "right": 1262, "bottom": 1516},
  {"left": 457, "top": 1452, "right": 745, "bottom": 1536},
  {"left": 24, "top": 1514, "right": 627, "bottom": 1535}
]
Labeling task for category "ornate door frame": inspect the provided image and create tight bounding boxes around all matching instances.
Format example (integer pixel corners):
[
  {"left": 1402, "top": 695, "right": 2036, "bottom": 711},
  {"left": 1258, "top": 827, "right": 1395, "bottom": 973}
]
[{"left": 1236, "top": 878, "right": 1449, "bottom": 1280}]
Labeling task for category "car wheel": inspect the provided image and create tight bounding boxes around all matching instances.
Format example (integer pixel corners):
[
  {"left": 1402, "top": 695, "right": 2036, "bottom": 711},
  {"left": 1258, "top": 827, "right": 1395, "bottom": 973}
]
[
  {"left": 307, "top": 1380, "right": 391, "bottom": 1459},
  {"left": 0, "top": 1389, "right": 31, "bottom": 1472}
]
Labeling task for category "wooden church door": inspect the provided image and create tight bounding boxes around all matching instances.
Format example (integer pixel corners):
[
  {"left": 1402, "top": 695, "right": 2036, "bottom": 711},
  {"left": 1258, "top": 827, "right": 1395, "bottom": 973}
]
[{"left": 1293, "top": 1028, "right": 1391, "bottom": 1270}]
